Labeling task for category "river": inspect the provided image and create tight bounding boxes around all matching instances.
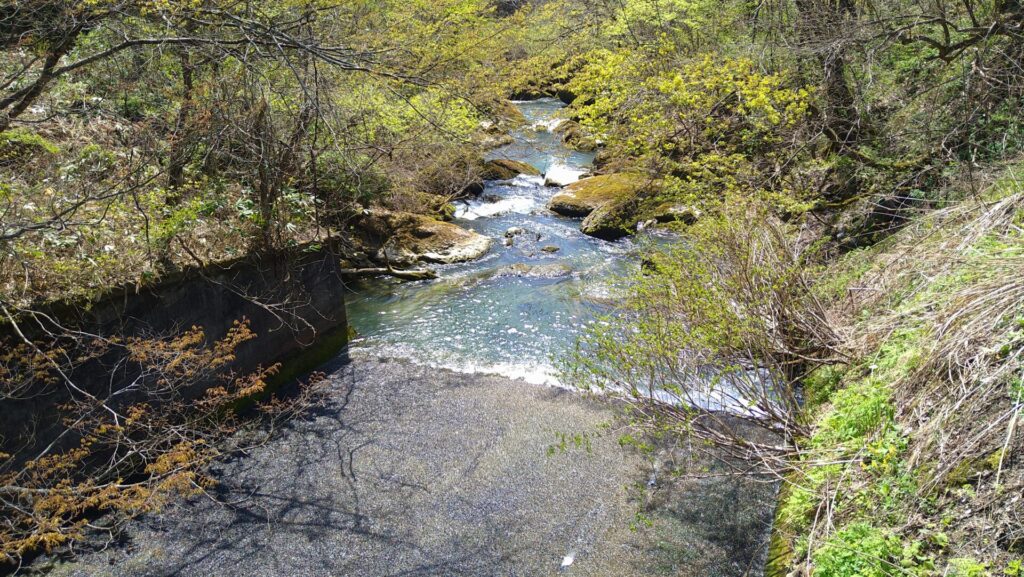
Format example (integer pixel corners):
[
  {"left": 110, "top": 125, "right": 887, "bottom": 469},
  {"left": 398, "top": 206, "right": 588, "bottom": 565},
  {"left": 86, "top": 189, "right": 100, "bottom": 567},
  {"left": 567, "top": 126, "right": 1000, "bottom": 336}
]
[
  {"left": 343, "top": 99, "right": 637, "bottom": 385},
  {"left": 45, "top": 99, "right": 778, "bottom": 577}
]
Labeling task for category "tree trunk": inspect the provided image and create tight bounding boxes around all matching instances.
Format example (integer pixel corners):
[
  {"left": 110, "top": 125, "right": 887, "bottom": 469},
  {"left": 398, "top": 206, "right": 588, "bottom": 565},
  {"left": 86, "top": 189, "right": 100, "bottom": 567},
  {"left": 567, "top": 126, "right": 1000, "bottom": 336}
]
[
  {"left": 0, "top": 27, "right": 81, "bottom": 132},
  {"left": 793, "top": 0, "right": 861, "bottom": 153},
  {"left": 167, "top": 51, "right": 195, "bottom": 198}
]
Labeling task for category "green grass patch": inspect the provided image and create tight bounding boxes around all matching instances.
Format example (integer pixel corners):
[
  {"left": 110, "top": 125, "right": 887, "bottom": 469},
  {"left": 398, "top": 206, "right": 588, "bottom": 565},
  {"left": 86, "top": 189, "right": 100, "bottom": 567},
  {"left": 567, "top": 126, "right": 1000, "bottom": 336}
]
[
  {"left": 803, "top": 365, "right": 847, "bottom": 411},
  {"left": 812, "top": 523, "right": 901, "bottom": 577},
  {"left": 813, "top": 377, "right": 893, "bottom": 448},
  {"left": 0, "top": 128, "right": 59, "bottom": 159}
]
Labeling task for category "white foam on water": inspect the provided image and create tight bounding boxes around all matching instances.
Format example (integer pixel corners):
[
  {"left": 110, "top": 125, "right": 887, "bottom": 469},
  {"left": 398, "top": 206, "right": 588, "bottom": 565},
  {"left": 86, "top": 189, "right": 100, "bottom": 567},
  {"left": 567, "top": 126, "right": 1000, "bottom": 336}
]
[
  {"left": 455, "top": 196, "right": 537, "bottom": 220},
  {"left": 544, "top": 163, "right": 587, "bottom": 187},
  {"left": 509, "top": 174, "right": 545, "bottom": 188},
  {"left": 348, "top": 343, "right": 563, "bottom": 387},
  {"left": 531, "top": 118, "right": 566, "bottom": 133}
]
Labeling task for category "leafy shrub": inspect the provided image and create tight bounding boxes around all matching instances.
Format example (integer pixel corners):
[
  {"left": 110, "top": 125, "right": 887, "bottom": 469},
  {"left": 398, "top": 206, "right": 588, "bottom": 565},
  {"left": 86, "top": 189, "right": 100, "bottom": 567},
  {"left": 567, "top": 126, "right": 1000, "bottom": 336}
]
[{"left": 568, "top": 51, "right": 815, "bottom": 213}]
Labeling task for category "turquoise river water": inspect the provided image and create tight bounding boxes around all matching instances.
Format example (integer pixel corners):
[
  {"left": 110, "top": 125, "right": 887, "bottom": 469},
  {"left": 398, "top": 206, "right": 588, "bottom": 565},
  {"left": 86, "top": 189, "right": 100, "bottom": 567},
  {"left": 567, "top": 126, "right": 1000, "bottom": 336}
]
[{"left": 343, "top": 99, "right": 644, "bottom": 385}]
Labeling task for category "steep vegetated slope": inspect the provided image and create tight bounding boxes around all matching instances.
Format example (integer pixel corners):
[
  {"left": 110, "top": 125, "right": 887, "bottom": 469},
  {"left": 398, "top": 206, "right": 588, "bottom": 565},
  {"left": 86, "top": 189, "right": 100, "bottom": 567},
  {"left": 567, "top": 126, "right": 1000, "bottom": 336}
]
[{"left": 771, "top": 172, "right": 1024, "bottom": 576}]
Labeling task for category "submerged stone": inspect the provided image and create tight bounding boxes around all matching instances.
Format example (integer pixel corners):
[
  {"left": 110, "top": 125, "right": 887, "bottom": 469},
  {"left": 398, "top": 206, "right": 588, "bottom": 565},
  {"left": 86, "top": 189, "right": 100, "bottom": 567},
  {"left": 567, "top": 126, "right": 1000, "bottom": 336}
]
[{"left": 492, "top": 262, "right": 573, "bottom": 279}]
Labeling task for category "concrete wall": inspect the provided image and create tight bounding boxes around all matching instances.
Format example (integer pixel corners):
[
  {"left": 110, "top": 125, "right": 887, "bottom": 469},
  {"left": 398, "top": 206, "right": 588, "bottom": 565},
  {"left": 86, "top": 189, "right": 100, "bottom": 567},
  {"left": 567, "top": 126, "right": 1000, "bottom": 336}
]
[{"left": 0, "top": 243, "right": 348, "bottom": 455}]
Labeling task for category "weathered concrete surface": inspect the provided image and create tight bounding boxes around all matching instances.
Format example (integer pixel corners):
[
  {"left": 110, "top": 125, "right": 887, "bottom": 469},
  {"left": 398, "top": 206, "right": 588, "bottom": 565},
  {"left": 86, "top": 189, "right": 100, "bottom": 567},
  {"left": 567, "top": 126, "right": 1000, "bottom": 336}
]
[
  {"left": 45, "top": 359, "right": 773, "bottom": 577},
  {"left": 1, "top": 243, "right": 348, "bottom": 465}
]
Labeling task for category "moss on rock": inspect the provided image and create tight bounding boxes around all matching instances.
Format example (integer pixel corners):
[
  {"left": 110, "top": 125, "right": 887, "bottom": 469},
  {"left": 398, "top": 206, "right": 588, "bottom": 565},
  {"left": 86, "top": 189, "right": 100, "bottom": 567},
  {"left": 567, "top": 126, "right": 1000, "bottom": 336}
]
[
  {"left": 547, "top": 173, "right": 654, "bottom": 217},
  {"left": 492, "top": 99, "right": 527, "bottom": 126},
  {"left": 0, "top": 128, "right": 58, "bottom": 165},
  {"left": 648, "top": 202, "right": 702, "bottom": 225},
  {"left": 555, "top": 120, "right": 597, "bottom": 152},
  {"left": 480, "top": 158, "right": 541, "bottom": 180},
  {"left": 581, "top": 195, "right": 641, "bottom": 240}
]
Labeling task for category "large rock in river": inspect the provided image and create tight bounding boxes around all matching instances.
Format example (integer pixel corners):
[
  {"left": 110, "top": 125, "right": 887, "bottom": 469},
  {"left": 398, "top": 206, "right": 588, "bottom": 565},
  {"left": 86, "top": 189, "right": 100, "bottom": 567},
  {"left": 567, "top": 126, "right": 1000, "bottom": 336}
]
[
  {"left": 547, "top": 173, "right": 654, "bottom": 217},
  {"left": 481, "top": 159, "right": 541, "bottom": 181},
  {"left": 354, "top": 210, "right": 492, "bottom": 266},
  {"left": 581, "top": 196, "right": 641, "bottom": 241},
  {"left": 554, "top": 120, "right": 597, "bottom": 152}
]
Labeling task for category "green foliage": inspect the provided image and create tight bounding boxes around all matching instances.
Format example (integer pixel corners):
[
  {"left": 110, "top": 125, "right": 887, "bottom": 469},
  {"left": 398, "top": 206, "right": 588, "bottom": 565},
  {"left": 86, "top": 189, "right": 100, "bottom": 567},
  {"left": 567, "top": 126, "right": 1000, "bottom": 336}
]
[
  {"left": 811, "top": 523, "right": 900, "bottom": 577},
  {"left": 776, "top": 325, "right": 923, "bottom": 559},
  {"left": 778, "top": 463, "right": 842, "bottom": 540},
  {"left": 606, "top": 0, "right": 733, "bottom": 48},
  {"left": 568, "top": 51, "right": 815, "bottom": 214},
  {"left": 813, "top": 378, "right": 893, "bottom": 447},
  {"left": 563, "top": 209, "right": 806, "bottom": 399},
  {"left": 547, "top": 431, "right": 595, "bottom": 455},
  {"left": 949, "top": 558, "right": 992, "bottom": 577},
  {"left": 859, "top": 429, "right": 916, "bottom": 517},
  {"left": 0, "top": 129, "right": 59, "bottom": 163},
  {"left": 813, "top": 247, "right": 878, "bottom": 302},
  {"left": 803, "top": 365, "right": 846, "bottom": 410}
]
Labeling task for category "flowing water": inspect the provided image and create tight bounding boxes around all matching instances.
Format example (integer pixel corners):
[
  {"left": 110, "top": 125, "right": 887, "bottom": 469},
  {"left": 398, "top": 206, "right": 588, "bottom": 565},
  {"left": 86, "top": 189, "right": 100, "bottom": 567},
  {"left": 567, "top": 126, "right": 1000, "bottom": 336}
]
[
  {"left": 48, "top": 101, "right": 778, "bottom": 577},
  {"left": 343, "top": 99, "right": 638, "bottom": 385}
]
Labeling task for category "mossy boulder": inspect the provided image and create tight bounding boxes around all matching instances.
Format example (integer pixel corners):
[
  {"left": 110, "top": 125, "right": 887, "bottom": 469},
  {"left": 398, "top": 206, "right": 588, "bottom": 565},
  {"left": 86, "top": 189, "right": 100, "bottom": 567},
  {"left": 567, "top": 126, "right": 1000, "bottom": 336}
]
[
  {"left": 480, "top": 158, "right": 541, "bottom": 181},
  {"left": 389, "top": 190, "right": 460, "bottom": 221},
  {"left": 0, "top": 128, "right": 58, "bottom": 166},
  {"left": 493, "top": 99, "right": 527, "bottom": 126},
  {"left": 476, "top": 132, "right": 515, "bottom": 150},
  {"left": 352, "top": 209, "right": 492, "bottom": 266},
  {"left": 475, "top": 100, "right": 526, "bottom": 150},
  {"left": 592, "top": 147, "right": 632, "bottom": 174},
  {"left": 581, "top": 196, "right": 641, "bottom": 240},
  {"left": 554, "top": 120, "right": 597, "bottom": 152},
  {"left": 547, "top": 173, "right": 653, "bottom": 217},
  {"left": 649, "top": 203, "right": 702, "bottom": 225},
  {"left": 416, "top": 150, "right": 487, "bottom": 198}
]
